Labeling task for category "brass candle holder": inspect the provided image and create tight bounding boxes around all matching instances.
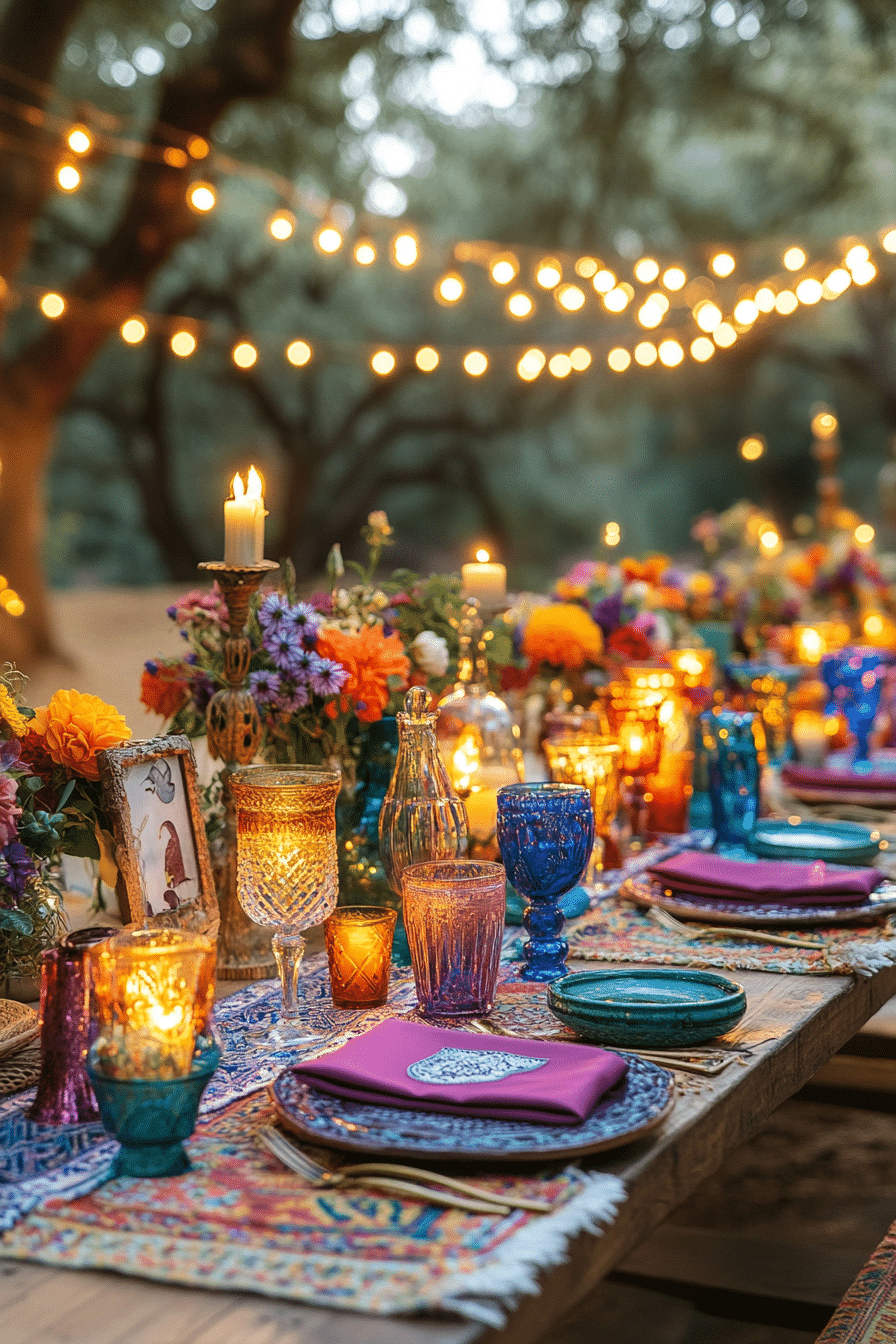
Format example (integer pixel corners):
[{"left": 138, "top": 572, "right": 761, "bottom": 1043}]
[{"left": 199, "top": 559, "right": 279, "bottom": 979}]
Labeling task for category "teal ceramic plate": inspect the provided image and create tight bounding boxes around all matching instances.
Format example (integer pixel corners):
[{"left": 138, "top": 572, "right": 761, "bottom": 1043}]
[
  {"left": 548, "top": 968, "right": 747, "bottom": 1049},
  {"left": 749, "top": 818, "right": 882, "bottom": 866}
]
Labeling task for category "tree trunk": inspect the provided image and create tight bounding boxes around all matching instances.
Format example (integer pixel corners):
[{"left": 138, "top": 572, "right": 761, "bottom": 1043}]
[{"left": 0, "top": 392, "right": 60, "bottom": 669}]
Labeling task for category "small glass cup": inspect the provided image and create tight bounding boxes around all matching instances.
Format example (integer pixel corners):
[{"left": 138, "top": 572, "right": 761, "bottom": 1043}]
[
  {"left": 402, "top": 859, "right": 506, "bottom": 1017},
  {"left": 543, "top": 736, "right": 620, "bottom": 879},
  {"left": 645, "top": 750, "right": 695, "bottom": 834},
  {"left": 325, "top": 906, "right": 397, "bottom": 1008},
  {"left": 700, "top": 709, "right": 762, "bottom": 846}
]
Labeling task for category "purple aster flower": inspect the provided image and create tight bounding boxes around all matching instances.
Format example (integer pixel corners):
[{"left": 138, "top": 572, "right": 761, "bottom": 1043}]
[
  {"left": 257, "top": 593, "right": 291, "bottom": 634},
  {"left": 277, "top": 680, "right": 311, "bottom": 712},
  {"left": 191, "top": 673, "right": 216, "bottom": 714},
  {"left": 2, "top": 841, "right": 33, "bottom": 899},
  {"left": 166, "top": 604, "right": 177, "bottom": 620},
  {"left": 301, "top": 626, "right": 319, "bottom": 651},
  {"left": 284, "top": 602, "right": 321, "bottom": 637},
  {"left": 249, "top": 669, "right": 282, "bottom": 705},
  {"left": 309, "top": 656, "right": 348, "bottom": 697},
  {"left": 592, "top": 592, "right": 623, "bottom": 635},
  {"left": 263, "top": 626, "right": 304, "bottom": 672},
  {"left": 289, "top": 647, "right": 317, "bottom": 682}
]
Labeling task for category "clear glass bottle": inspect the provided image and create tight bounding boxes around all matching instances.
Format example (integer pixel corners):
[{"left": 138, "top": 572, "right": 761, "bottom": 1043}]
[{"left": 379, "top": 688, "right": 469, "bottom": 901}]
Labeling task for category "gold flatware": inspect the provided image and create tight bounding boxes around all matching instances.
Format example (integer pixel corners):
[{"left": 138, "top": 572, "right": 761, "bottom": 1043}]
[
  {"left": 647, "top": 904, "right": 827, "bottom": 952},
  {"left": 469, "top": 1017, "right": 735, "bottom": 1076}
]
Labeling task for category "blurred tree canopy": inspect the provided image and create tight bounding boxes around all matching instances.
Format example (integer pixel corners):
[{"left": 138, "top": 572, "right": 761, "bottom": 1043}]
[{"left": 3, "top": 0, "right": 896, "bottom": 667}]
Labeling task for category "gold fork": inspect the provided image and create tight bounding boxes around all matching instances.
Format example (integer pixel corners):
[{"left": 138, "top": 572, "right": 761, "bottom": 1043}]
[{"left": 647, "top": 904, "right": 827, "bottom": 952}]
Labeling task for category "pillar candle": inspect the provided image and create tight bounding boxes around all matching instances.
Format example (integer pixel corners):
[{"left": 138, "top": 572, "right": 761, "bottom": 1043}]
[
  {"left": 224, "top": 466, "right": 266, "bottom": 565},
  {"left": 461, "top": 549, "right": 506, "bottom": 605}
]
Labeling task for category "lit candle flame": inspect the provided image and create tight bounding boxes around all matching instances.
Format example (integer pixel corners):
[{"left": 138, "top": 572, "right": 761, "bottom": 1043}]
[
  {"left": 247, "top": 465, "right": 263, "bottom": 500},
  {"left": 475, "top": 548, "right": 490, "bottom": 563},
  {"left": 232, "top": 472, "right": 244, "bottom": 500}
]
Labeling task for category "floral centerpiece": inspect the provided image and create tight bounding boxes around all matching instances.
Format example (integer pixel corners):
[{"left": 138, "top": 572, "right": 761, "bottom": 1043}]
[{"left": 0, "top": 670, "right": 131, "bottom": 988}]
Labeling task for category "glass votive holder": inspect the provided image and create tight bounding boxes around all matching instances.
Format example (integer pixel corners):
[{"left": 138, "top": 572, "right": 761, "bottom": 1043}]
[
  {"left": 543, "top": 736, "right": 620, "bottom": 878},
  {"left": 402, "top": 859, "right": 506, "bottom": 1017},
  {"left": 645, "top": 750, "right": 695, "bottom": 834},
  {"left": 325, "top": 906, "right": 397, "bottom": 1008},
  {"left": 700, "top": 710, "right": 762, "bottom": 845}
]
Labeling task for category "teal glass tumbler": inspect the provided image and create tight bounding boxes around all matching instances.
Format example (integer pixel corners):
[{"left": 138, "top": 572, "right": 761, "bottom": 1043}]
[{"left": 700, "top": 709, "right": 761, "bottom": 846}]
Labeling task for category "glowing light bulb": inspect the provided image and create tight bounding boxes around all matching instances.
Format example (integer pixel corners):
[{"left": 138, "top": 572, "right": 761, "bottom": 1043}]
[
  {"left": 535, "top": 258, "right": 562, "bottom": 288},
  {"left": 662, "top": 267, "right": 687, "bottom": 291},
  {"left": 556, "top": 284, "right": 585, "bottom": 311},
  {"left": 844, "top": 244, "right": 869, "bottom": 270},
  {"left": 690, "top": 337, "right": 715, "bottom": 362},
  {"left": 733, "top": 299, "right": 759, "bottom": 325},
  {"left": 187, "top": 136, "right": 209, "bottom": 159},
  {"left": 634, "top": 341, "right": 657, "bottom": 367},
  {"left": 286, "top": 340, "right": 312, "bottom": 366},
  {"left": 232, "top": 341, "right": 257, "bottom": 369},
  {"left": 604, "top": 524, "right": 621, "bottom": 546},
  {"left": 634, "top": 257, "right": 660, "bottom": 283},
  {"left": 852, "top": 260, "right": 877, "bottom": 285},
  {"left": 507, "top": 291, "right": 534, "bottom": 318},
  {"left": 855, "top": 523, "right": 875, "bottom": 546},
  {"left": 823, "top": 268, "right": 851, "bottom": 297},
  {"left": 476, "top": 549, "right": 490, "bottom": 563},
  {"left": 67, "top": 125, "right": 91, "bottom": 154},
  {"left": 592, "top": 269, "right": 616, "bottom": 294},
  {"left": 415, "top": 346, "right": 439, "bottom": 372},
  {"left": 882, "top": 230, "right": 896, "bottom": 254},
  {"left": 783, "top": 247, "right": 806, "bottom": 271},
  {"left": 713, "top": 322, "right": 737, "bottom": 347},
  {"left": 490, "top": 255, "right": 518, "bottom": 284},
  {"left": 354, "top": 240, "right": 376, "bottom": 265},
  {"left": 711, "top": 252, "right": 735, "bottom": 277},
  {"left": 604, "top": 287, "right": 630, "bottom": 312},
  {"left": 316, "top": 226, "right": 343, "bottom": 254},
  {"left": 575, "top": 256, "right": 598, "bottom": 278},
  {"left": 812, "top": 410, "right": 838, "bottom": 438},
  {"left": 739, "top": 435, "right": 765, "bottom": 461},
  {"left": 392, "top": 233, "right": 418, "bottom": 267},
  {"left": 188, "top": 183, "right": 215, "bottom": 212},
  {"left": 371, "top": 349, "right": 396, "bottom": 375},
  {"left": 170, "top": 330, "right": 196, "bottom": 357},
  {"left": 755, "top": 287, "right": 776, "bottom": 312},
  {"left": 658, "top": 339, "right": 684, "bottom": 367},
  {"left": 268, "top": 210, "right": 295, "bottom": 240},
  {"left": 548, "top": 353, "right": 572, "bottom": 377},
  {"left": 607, "top": 347, "right": 631, "bottom": 372},
  {"left": 569, "top": 346, "right": 592, "bottom": 371},
  {"left": 121, "top": 317, "right": 147, "bottom": 344},
  {"left": 463, "top": 350, "right": 488, "bottom": 376},
  {"left": 40, "top": 292, "right": 65, "bottom": 318},
  {"left": 517, "top": 348, "right": 546, "bottom": 380},
  {"left": 163, "top": 147, "right": 189, "bottom": 168},
  {"left": 775, "top": 290, "right": 798, "bottom": 315},
  {"left": 865, "top": 613, "right": 884, "bottom": 637},
  {"left": 57, "top": 164, "right": 80, "bottom": 191},
  {"left": 437, "top": 273, "right": 464, "bottom": 303},
  {"left": 796, "top": 278, "right": 823, "bottom": 304},
  {"left": 695, "top": 301, "right": 723, "bottom": 332},
  {"left": 759, "top": 527, "right": 780, "bottom": 552}
]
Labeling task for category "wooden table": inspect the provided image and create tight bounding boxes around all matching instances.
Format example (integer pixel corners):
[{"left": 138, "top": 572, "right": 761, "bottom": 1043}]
[{"left": 3, "top": 958, "right": 896, "bottom": 1344}]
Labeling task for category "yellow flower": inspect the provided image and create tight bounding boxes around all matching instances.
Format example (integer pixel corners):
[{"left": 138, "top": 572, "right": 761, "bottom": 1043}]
[
  {"left": 0, "top": 685, "right": 29, "bottom": 736},
  {"left": 522, "top": 604, "right": 603, "bottom": 669},
  {"left": 32, "top": 689, "right": 130, "bottom": 781}
]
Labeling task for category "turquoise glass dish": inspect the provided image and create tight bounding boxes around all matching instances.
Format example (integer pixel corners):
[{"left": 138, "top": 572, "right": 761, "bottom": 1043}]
[
  {"left": 749, "top": 818, "right": 881, "bottom": 867},
  {"left": 547, "top": 968, "right": 747, "bottom": 1048}
]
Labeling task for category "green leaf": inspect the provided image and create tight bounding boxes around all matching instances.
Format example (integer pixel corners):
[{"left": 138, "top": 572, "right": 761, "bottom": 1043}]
[
  {"left": 24, "top": 776, "right": 43, "bottom": 792},
  {"left": 57, "top": 779, "right": 77, "bottom": 809},
  {"left": 0, "top": 908, "right": 33, "bottom": 935},
  {"left": 62, "top": 826, "right": 101, "bottom": 859}
]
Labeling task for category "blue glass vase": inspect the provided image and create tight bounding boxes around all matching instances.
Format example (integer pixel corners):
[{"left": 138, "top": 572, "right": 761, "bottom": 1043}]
[
  {"left": 497, "top": 783, "right": 594, "bottom": 982},
  {"left": 701, "top": 710, "right": 761, "bottom": 846},
  {"left": 821, "top": 648, "right": 885, "bottom": 766}
]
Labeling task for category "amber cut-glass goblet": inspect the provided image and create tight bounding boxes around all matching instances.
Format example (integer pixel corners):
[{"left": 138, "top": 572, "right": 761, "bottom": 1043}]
[{"left": 231, "top": 764, "right": 340, "bottom": 1046}]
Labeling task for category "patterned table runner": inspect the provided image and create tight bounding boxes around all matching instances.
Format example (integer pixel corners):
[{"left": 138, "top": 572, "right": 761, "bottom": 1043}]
[{"left": 815, "top": 1218, "right": 896, "bottom": 1344}]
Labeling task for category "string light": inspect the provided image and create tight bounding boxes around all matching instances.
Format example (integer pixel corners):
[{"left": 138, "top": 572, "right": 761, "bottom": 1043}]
[
  {"left": 464, "top": 350, "right": 488, "bottom": 376},
  {"left": 882, "top": 230, "right": 896, "bottom": 253},
  {"left": 286, "top": 339, "right": 312, "bottom": 366},
  {"left": 733, "top": 299, "right": 758, "bottom": 325},
  {"left": 268, "top": 210, "right": 295, "bottom": 241},
  {"left": 171, "top": 330, "right": 196, "bottom": 357},
  {"left": 844, "top": 244, "right": 869, "bottom": 269},
  {"left": 852, "top": 259, "right": 877, "bottom": 284},
  {"left": 662, "top": 267, "right": 687, "bottom": 291},
  {"left": 658, "top": 339, "right": 684, "bottom": 367},
  {"left": 163, "top": 147, "right": 188, "bottom": 168},
  {"left": 759, "top": 526, "right": 780, "bottom": 552},
  {"left": 796, "top": 278, "right": 823, "bottom": 304},
  {"left": 371, "top": 349, "right": 396, "bottom": 374},
  {"left": 855, "top": 523, "right": 875, "bottom": 545},
  {"left": 187, "top": 136, "right": 209, "bottom": 159},
  {"left": 556, "top": 284, "right": 585, "bottom": 312},
  {"left": 755, "top": 287, "right": 776, "bottom": 312},
  {"left": 392, "top": 233, "right": 418, "bottom": 267},
  {"left": 739, "top": 435, "right": 765, "bottom": 461},
  {"left": 517, "top": 348, "right": 546, "bottom": 380},
  {"left": 634, "top": 341, "right": 657, "bottom": 367},
  {"left": 120, "top": 317, "right": 147, "bottom": 344},
  {"left": 634, "top": 257, "right": 660, "bottom": 283},
  {"left": 694, "top": 301, "right": 723, "bottom": 332},
  {"left": 40, "top": 292, "right": 65, "bottom": 318},
  {"left": 604, "top": 287, "right": 630, "bottom": 313},
  {"left": 607, "top": 347, "right": 631, "bottom": 372},
  {"left": 232, "top": 341, "right": 258, "bottom": 368},
  {"left": 690, "top": 337, "right": 715, "bottom": 362},
  {"left": 548, "top": 353, "right": 572, "bottom": 377},
  {"left": 711, "top": 252, "right": 735, "bottom": 277},
  {"left": 415, "top": 346, "right": 439, "bottom": 372},
  {"left": 637, "top": 293, "right": 669, "bottom": 328},
  {"left": 490, "top": 254, "right": 518, "bottom": 284},
  {"left": 823, "top": 268, "right": 851, "bottom": 297},
  {"left": 783, "top": 247, "right": 806, "bottom": 271},
  {"left": 437, "top": 273, "right": 464, "bottom": 303},
  {"left": 354, "top": 240, "right": 376, "bottom": 265},
  {"left": 575, "top": 257, "right": 599, "bottom": 278},
  {"left": 535, "top": 258, "right": 562, "bottom": 288},
  {"left": 592, "top": 269, "right": 616, "bottom": 294},
  {"left": 56, "top": 164, "right": 80, "bottom": 191},
  {"left": 569, "top": 347, "right": 592, "bottom": 371},
  {"left": 67, "top": 125, "right": 91, "bottom": 154},
  {"left": 507, "top": 291, "right": 534, "bottom": 318},
  {"left": 713, "top": 322, "right": 737, "bottom": 347},
  {"left": 604, "top": 522, "right": 621, "bottom": 546},
  {"left": 316, "top": 226, "right": 343, "bottom": 253},
  {"left": 812, "top": 410, "right": 838, "bottom": 438},
  {"left": 775, "top": 290, "right": 798, "bottom": 315},
  {"left": 188, "top": 183, "right": 215, "bottom": 212}
]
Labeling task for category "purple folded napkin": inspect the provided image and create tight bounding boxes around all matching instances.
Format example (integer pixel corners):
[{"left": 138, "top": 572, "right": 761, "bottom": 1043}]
[
  {"left": 782, "top": 763, "right": 896, "bottom": 794},
  {"left": 290, "top": 1019, "right": 628, "bottom": 1126},
  {"left": 648, "top": 851, "right": 881, "bottom": 907}
]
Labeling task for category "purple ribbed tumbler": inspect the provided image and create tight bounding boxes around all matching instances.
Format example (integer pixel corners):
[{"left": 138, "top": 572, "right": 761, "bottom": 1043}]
[
  {"left": 402, "top": 859, "right": 505, "bottom": 1017},
  {"left": 27, "top": 926, "right": 117, "bottom": 1126}
]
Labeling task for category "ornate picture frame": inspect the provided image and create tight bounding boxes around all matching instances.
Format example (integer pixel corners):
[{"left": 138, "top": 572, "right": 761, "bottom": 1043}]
[{"left": 96, "top": 735, "right": 219, "bottom": 938}]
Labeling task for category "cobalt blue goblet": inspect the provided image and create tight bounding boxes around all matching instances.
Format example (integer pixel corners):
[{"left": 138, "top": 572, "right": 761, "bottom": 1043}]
[
  {"left": 821, "top": 648, "right": 885, "bottom": 766},
  {"left": 497, "top": 783, "right": 594, "bottom": 982}
]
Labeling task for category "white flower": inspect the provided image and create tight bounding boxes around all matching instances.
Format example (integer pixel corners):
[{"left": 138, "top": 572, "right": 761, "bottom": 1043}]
[{"left": 410, "top": 630, "right": 450, "bottom": 677}]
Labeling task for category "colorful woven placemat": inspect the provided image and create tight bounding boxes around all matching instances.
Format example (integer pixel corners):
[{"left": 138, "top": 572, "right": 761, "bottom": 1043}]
[
  {"left": 564, "top": 894, "right": 896, "bottom": 976},
  {"left": 0, "top": 1083, "right": 623, "bottom": 1325},
  {"left": 815, "top": 1218, "right": 896, "bottom": 1344}
]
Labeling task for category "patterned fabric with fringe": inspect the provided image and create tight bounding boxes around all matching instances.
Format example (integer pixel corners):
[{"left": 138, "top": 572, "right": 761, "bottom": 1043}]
[{"left": 816, "top": 1219, "right": 896, "bottom": 1344}]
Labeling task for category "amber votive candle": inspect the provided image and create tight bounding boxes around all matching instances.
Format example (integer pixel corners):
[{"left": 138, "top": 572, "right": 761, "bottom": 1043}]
[
  {"left": 645, "top": 750, "right": 695, "bottom": 834},
  {"left": 325, "top": 906, "right": 397, "bottom": 1008}
]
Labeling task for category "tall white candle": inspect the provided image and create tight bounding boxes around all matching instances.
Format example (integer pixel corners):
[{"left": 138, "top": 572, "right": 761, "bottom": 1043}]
[
  {"left": 461, "top": 549, "right": 506, "bottom": 605},
  {"left": 224, "top": 466, "right": 266, "bottom": 565}
]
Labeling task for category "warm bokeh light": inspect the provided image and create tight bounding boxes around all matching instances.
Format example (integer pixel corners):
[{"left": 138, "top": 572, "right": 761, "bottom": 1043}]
[
  {"left": 694, "top": 301, "right": 723, "bottom": 332},
  {"left": 163, "top": 147, "right": 189, "bottom": 168},
  {"left": 371, "top": 349, "right": 396, "bottom": 375},
  {"left": 882, "top": 230, "right": 896, "bottom": 253},
  {"left": 637, "top": 300, "right": 665, "bottom": 329},
  {"left": 188, "top": 182, "right": 215, "bottom": 212},
  {"left": 40, "top": 292, "right": 65, "bottom": 318},
  {"left": 844, "top": 244, "right": 869, "bottom": 269},
  {"left": 286, "top": 339, "right": 312, "bottom": 366},
  {"left": 232, "top": 341, "right": 257, "bottom": 369},
  {"left": 755, "top": 287, "right": 777, "bottom": 312},
  {"left": 714, "top": 322, "right": 737, "bottom": 347},
  {"left": 535, "top": 258, "right": 562, "bottom": 288},
  {"left": 710, "top": 252, "right": 735, "bottom": 277},
  {"left": 855, "top": 523, "right": 875, "bottom": 546},
  {"left": 507, "top": 291, "right": 534, "bottom": 318},
  {"left": 662, "top": 267, "right": 687, "bottom": 291},
  {"left": 607, "top": 347, "right": 631, "bottom": 372},
  {"left": 690, "top": 336, "right": 715, "bottom": 362},
  {"left": 4, "top": 597, "right": 24, "bottom": 617},
  {"left": 354, "top": 240, "right": 376, "bottom": 265},
  {"left": 822, "top": 268, "right": 851, "bottom": 298},
  {"left": 170, "top": 330, "right": 196, "bottom": 357},
  {"left": 569, "top": 346, "right": 592, "bottom": 371},
  {"left": 475, "top": 548, "right": 490, "bottom": 563},
  {"left": 812, "top": 410, "right": 838, "bottom": 438},
  {"left": 775, "top": 290, "right": 798, "bottom": 315},
  {"left": 604, "top": 522, "right": 621, "bottom": 546},
  {"left": 783, "top": 247, "right": 806, "bottom": 271},
  {"left": 634, "top": 341, "right": 657, "bottom": 367},
  {"left": 67, "top": 125, "right": 92, "bottom": 154},
  {"left": 740, "top": 435, "right": 766, "bottom": 461},
  {"left": 796, "top": 278, "right": 823, "bottom": 304},
  {"left": 548, "top": 353, "right": 572, "bottom": 377},
  {"left": 415, "top": 346, "right": 439, "bottom": 372},
  {"left": 658, "top": 339, "right": 684, "bottom": 367},
  {"left": 437, "top": 273, "right": 464, "bottom": 303},
  {"left": 187, "top": 135, "right": 209, "bottom": 159},
  {"left": 852, "top": 260, "right": 877, "bottom": 285},
  {"left": 634, "top": 257, "right": 660, "bottom": 284},
  {"left": 463, "top": 350, "right": 488, "bottom": 376},
  {"left": 268, "top": 210, "right": 295, "bottom": 240},
  {"left": 604, "top": 287, "right": 630, "bottom": 312},
  {"left": 316, "top": 226, "right": 343, "bottom": 253},
  {"left": 517, "top": 347, "right": 546, "bottom": 380},
  {"left": 575, "top": 256, "right": 598, "bottom": 278},
  {"left": 57, "top": 164, "right": 81, "bottom": 191},
  {"left": 490, "top": 255, "right": 518, "bottom": 284},
  {"left": 759, "top": 527, "right": 780, "bottom": 552},
  {"left": 865, "top": 613, "right": 885, "bottom": 637},
  {"left": 557, "top": 284, "right": 585, "bottom": 311},
  {"left": 120, "top": 317, "right": 147, "bottom": 344},
  {"left": 733, "top": 299, "right": 758, "bottom": 325},
  {"left": 392, "top": 233, "right": 418, "bottom": 267},
  {"left": 592, "top": 268, "right": 616, "bottom": 294}
]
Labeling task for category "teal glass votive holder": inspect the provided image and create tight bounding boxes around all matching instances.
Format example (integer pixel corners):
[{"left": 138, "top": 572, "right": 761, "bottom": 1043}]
[{"left": 87, "top": 1043, "right": 219, "bottom": 1178}]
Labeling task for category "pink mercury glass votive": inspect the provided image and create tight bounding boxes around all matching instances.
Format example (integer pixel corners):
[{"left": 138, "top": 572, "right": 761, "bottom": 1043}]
[{"left": 401, "top": 859, "right": 506, "bottom": 1017}]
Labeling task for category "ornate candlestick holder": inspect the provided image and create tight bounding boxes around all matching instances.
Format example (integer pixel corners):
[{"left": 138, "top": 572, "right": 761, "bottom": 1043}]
[{"left": 199, "top": 559, "right": 279, "bottom": 979}]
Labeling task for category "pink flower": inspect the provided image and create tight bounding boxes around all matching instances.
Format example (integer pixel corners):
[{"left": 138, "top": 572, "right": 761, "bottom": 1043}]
[{"left": 0, "top": 773, "right": 21, "bottom": 846}]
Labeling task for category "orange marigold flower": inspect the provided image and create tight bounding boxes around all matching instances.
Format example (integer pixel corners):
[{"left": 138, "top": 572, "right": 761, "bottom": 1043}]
[
  {"left": 621, "top": 554, "right": 669, "bottom": 586},
  {"left": 140, "top": 665, "right": 190, "bottom": 720},
  {"left": 0, "top": 685, "right": 28, "bottom": 736},
  {"left": 521, "top": 604, "right": 603, "bottom": 669},
  {"left": 649, "top": 585, "right": 687, "bottom": 612},
  {"left": 32, "top": 689, "right": 131, "bottom": 781},
  {"left": 315, "top": 624, "right": 410, "bottom": 723}
]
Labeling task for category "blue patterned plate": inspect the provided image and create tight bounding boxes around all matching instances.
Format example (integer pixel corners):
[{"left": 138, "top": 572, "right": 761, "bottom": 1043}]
[
  {"left": 749, "top": 819, "right": 882, "bottom": 866},
  {"left": 622, "top": 875, "right": 896, "bottom": 927},
  {"left": 548, "top": 968, "right": 746, "bottom": 1048},
  {"left": 271, "top": 1053, "right": 674, "bottom": 1162}
]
